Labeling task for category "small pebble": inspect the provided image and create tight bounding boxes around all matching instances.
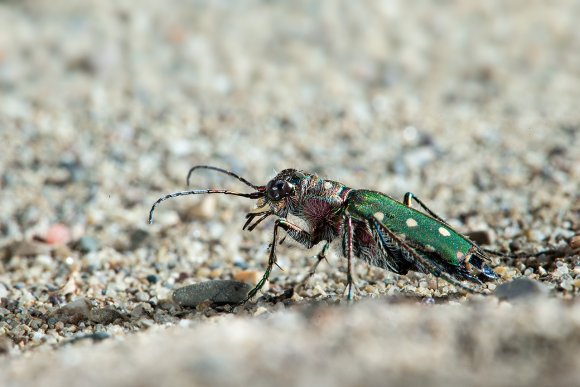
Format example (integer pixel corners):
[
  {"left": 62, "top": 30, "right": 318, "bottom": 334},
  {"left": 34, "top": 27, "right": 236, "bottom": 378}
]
[
  {"left": 524, "top": 229, "right": 545, "bottom": 242},
  {"left": 186, "top": 196, "right": 217, "bottom": 221},
  {"left": 157, "top": 299, "right": 175, "bottom": 311},
  {"left": 146, "top": 274, "right": 158, "bottom": 284},
  {"left": 0, "top": 284, "right": 7, "bottom": 299},
  {"left": 139, "top": 319, "right": 155, "bottom": 329},
  {"left": 233, "top": 260, "right": 250, "bottom": 270},
  {"left": 129, "top": 229, "right": 150, "bottom": 250},
  {"left": 554, "top": 265, "right": 569, "bottom": 278},
  {"left": 560, "top": 280, "right": 574, "bottom": 292},
  {"left": 135, "top": 291, "right": 150, "bottom": 302},
  {"left": 74, "top": 236, "right": 100, "bottom": 253},
  {"left": 2, "top": 241, "right": 52, "bottom": 259},
  {"left": 156, "top": 210, "right": 181, "bottom": 227},
  {"left": 131, "top": 304, "right": 148, "bottom": 318},
  {"left": 493, "top": 266, "right": 515, "bottom": 279},
  {"left": 253, "top": 306, "right": 268, "bottom": 317},
  {"left": 51, "top": 298, "right": 92, "bottom": 324},
  {"left": 465, "top": 230, "right": 495, "bottom": 245},
  {"left": 538, "top": 266, "right": 548, "bottom": 276},
  {"left": 69, "top": 332, "right": 110, "bottom": 343},
  {"left": 172, "top": 280, "right": 252, "bottom": 307},
  {"left": 89, "top": 308, "right": 124, "bottom": 324},
  {"left": 44, "top": 224, "right": 71, "bottom": 245},
  {"left": 570, "top": 235, "right": 580, "bottom": 250},
  {"left": 494, "top": 266, "right": 507, "bottom": 276},
  {"left": 32, "top": 331, "right": 45, "bottom": 342},
  {"left": 494, "top": 278, "right": 548, "bottom": 301},
  {"left": 87, "top": 332, "right": 110, "bottom": 342},
  {"left": 0, "top": 336, "right": 13, "bottom": 354},
  {"left": 233, "top": 270, "right": 259, "bottom": 286}
]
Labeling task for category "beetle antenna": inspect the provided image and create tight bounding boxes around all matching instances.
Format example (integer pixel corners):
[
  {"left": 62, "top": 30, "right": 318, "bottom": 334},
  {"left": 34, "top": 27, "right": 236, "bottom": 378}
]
[
  {"left": 149, "top": 189, "right": 264, "bottom": 224},
  {"left": 186, "top": 165, "right": 259, "bottom": 189}
]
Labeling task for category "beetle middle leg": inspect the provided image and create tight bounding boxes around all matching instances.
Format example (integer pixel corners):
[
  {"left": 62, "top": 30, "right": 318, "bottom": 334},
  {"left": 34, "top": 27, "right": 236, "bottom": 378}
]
[{"left": 294, "top": 242, "right": 330, "bottom": 292}]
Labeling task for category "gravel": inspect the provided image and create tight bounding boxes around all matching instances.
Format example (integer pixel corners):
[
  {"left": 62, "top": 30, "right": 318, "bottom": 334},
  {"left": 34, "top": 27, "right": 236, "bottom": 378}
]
[{"left": 0, "top": 1, "right": 579, "bottom": 386}]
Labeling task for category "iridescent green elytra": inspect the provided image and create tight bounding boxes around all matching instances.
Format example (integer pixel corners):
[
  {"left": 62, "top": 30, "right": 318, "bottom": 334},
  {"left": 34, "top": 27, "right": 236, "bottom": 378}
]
[
  {"left": 348, "top": 190, "right": 473, "bottom": 267},
  {"left": 149, "top": 165, "right": 498, "bottom": 303}
]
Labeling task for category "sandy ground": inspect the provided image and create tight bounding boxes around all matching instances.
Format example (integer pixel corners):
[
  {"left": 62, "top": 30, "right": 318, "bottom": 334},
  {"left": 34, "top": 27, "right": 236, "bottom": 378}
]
[{"left": 0, "top": 1, "right": 579, "bottom": 386}]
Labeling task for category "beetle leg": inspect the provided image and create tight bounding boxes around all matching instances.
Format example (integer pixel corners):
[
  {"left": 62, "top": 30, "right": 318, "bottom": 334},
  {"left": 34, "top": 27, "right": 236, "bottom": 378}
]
[
  {"left": 403, "top": 192, "right": 414, "bottom": 207},
  {"left": 295, "top": 242, "right": 330, "bottom": 292},
  {"left": 241, "top": 219, "right": 315, "bottom": 304},
  {"left": 243, "top": 212, "right": 272, "bottom": 231},
  {"left": 403, "top": 192, "right": 452, "bottom": 227},
  {"left": 345, "top": 215, "right": 355, "bottom": 301}
]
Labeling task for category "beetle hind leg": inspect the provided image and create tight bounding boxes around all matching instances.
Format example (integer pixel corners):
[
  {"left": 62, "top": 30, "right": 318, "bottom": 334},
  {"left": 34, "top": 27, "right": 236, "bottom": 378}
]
[
  {"left": 344, "top": 215, "right": 356, "bottom": 302},
  {"left": 294, "top": 242, "right": 330, "bottom": 293}
]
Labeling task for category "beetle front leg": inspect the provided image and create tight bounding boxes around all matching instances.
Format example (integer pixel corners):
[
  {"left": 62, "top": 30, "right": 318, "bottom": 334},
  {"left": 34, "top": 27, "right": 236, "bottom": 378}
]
[{"left": 241, "top": 218, "right": 315, "bottom": 304}]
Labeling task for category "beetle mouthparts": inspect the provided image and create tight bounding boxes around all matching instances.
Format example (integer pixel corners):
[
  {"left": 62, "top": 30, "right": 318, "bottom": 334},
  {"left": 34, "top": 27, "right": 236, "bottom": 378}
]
[{"left": 248, "top": 201, "right": 269, "bottom": 214}]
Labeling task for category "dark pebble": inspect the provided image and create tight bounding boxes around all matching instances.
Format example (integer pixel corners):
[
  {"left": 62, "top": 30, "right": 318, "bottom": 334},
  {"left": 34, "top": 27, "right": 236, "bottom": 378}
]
[
  {"left": 172, "top": 280, "right": 252, "bottom": 307},
  {"left": 157, "top": 299, "right": 176, "bottom": 312},
  {"left": 176, "top": 272, "right": 189, "bottom": 282},
  {"left": 146, "top": 274, "right": 158, "bottom": 284},
  {"left": 1, "top": 241, "right": 52, "bottom": 260},
  {"left": 494, "top": 278, "right": 548, "bottom": 301},
  {"left": 131, "top": 304, "right": 149, "bottom": 319},
  {"left": 465, "top": 230, "right": 494, "bottom": 245},
  {"left": 74, "top": 236, "right": 100, "bottom": 253},
  {"left": 0, "top": 336, "right": 12, "bottom": 354},
  {"left": 47, "top": 317, "right": 58, "bottom": 326},
  {"left": 129, "top": 228, "right": 150, "bottom": 250},
  {"left": 233, "top": 260, "right": 249, "bottom": 270},
  {"left": 88, "top": 331, "right": 110, "bottom": 341},
  {"left": 89, "top": 308, "right": 124, "bottom": 324},
  {"left": 68, "top": 331, "right": 110, "bottom": 344},
  {"left": 51, "top": 298, "right": 91, "bottom": 324}
]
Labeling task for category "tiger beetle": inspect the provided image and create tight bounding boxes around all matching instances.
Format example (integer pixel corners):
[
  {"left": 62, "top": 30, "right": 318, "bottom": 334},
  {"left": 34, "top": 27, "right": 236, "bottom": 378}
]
[{"left": 149, "top": 165, "right": 501, "bottom": 304}]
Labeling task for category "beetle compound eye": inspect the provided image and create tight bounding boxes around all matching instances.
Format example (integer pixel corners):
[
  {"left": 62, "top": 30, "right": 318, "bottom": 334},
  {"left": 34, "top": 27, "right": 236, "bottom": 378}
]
[
  {"left": 267, "top": 180, "right": 293, "bottom": 201},
  {"left": 281, "top": 181, "right": 294, "bottom": 195}
]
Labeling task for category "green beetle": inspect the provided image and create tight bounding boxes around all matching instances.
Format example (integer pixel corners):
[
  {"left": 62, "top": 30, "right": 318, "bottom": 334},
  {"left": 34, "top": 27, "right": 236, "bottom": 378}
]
[{"left": 149, "top": 165, "right": 498, "bottom": 303}]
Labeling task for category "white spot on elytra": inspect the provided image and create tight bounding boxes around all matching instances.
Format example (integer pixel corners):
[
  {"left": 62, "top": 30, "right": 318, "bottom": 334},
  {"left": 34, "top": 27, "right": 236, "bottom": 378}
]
[
  {"left": 374, "top": 212, "right": 384, "bottom": 221},
  {"left": 456, "top": 251, "right": 465, "bottom": 259},
  {"left": 323, "top": 181, "right": 332, "bottom": 189},
  {"left": 439, "top": 227, "right": 451, "bottom": 237},
  {"left": 406, "top": 218, "right": 418, "bottom": 228}
]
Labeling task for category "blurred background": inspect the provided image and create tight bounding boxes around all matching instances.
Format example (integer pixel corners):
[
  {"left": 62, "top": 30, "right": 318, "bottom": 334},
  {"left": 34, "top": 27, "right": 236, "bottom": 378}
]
[
  {"left": 1, "top": 1, "right": 578, "bottom": 234},
  {"left": 0, "top": 1, "right": 579, "bottom": 386}
]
